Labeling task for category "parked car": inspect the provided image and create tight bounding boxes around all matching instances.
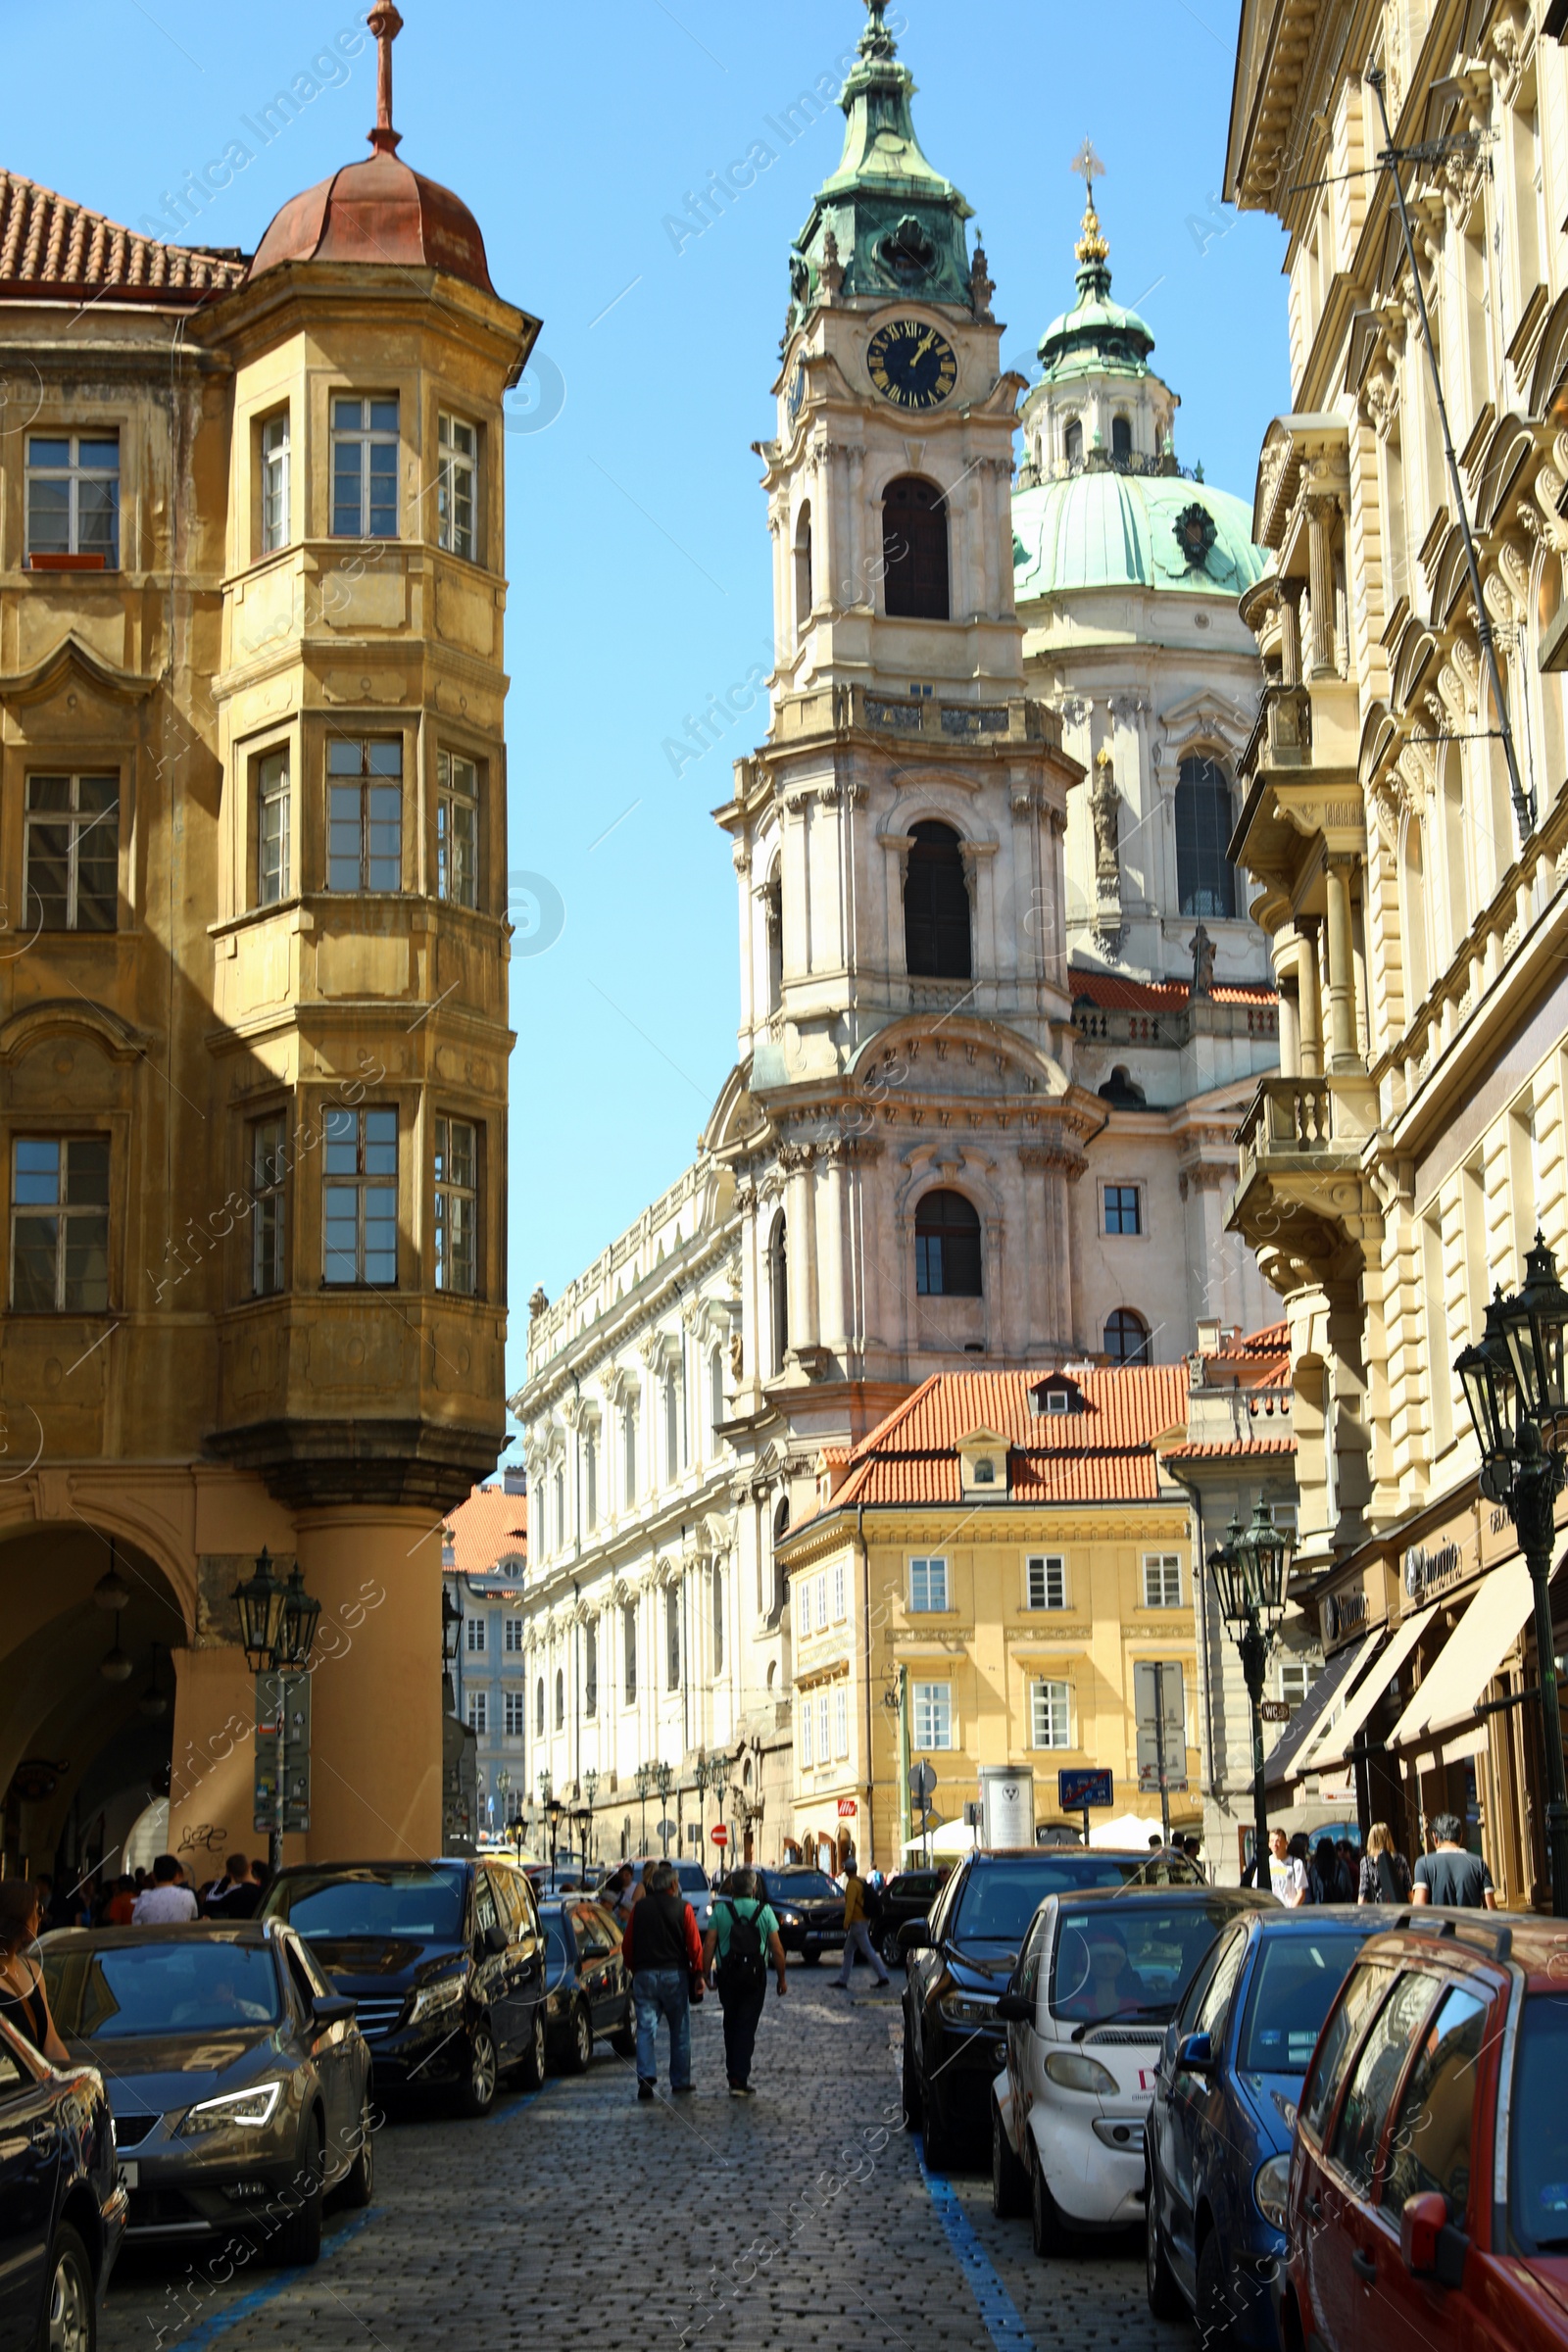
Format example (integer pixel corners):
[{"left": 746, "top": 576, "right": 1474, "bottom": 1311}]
[
  {"left": 902, "top": 1844, "right": 1205, "bottom": 2170},
  {"left": 259, "top": 1858, "right": 546, "bottom": 2118},
  {"left": 41, "top": 1921, "right": 369, "bottom": 2268},
  {"left": 1282, "top": 1913, "right": 1568, "bottom": 2352},
  {"left": 1144, "top": 1907, "right": 1396, "bottom": 2345},
  {"left": 991, "top": 1884, "right": 1274, "bottom": 2246},
  {"left": 0, "top": 2005, "right": 124, "bottom": 2350},
  {"left": 538, "top": 1899, "right": 637, "bottom": 2073},
  {"left": 873, "top": 1869, "right": 950, "bottom": 1969},
  {"left": 748, "top": 1869, "right": 844, "bottom": 1964}
]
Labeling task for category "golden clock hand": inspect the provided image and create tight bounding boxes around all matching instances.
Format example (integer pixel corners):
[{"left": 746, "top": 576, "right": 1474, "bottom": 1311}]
[{"left": 912, "top": 330, "right": 936, "bottom": 363}]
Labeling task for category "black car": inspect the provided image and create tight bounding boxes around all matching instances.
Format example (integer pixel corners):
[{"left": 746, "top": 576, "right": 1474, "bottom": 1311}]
[
  {"left": 538, "top": 1899, "right": 637, "bottom": 2073},
  {"left": 873, "top": 1870, "right": 950, "bottom": 1968},
  {"left": 749, "top": 1869, "right": 845, "bottom": 1965},
  {"left": 901, "top": 1844, "right": 1203, "bottom": 2167},
  {"left": 0, "top": 2006, "right": 123, "bottom": 2351},
  {"left": 42, "top": 1922, "right": 369, "bottom": 2267},
  {"left": 260, "top": 1858, "right": 546, "bottom": 2118}
]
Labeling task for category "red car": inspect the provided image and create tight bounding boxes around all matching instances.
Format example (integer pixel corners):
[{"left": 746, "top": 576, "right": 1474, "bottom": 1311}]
[{"left": 1284, "top": 1913, "right": 1568, "bottom": 2352}]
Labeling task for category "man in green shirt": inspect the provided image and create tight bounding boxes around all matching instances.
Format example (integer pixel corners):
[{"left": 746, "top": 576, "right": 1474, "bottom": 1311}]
[{"left": 703, "top": 1870, "right": 787, "bottom": 2097}]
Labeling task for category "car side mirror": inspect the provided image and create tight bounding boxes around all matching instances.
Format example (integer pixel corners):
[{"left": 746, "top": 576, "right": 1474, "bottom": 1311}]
[
  {"left": 1399, "top": 2191, "right": 1467, "bottom": 2286},
  {"left": 312, "top": 1995, "right": 357, "bottom": 2033},
  {"left": 996, "top": 1990, "right": 1032, "bottom": 2024},
  {"left": 898, "top": 1917, "right": 932, "bottom": 1956},
  {"left": 1175, "top": 2033, "right": 1214, "bottom": 2076},
  {"left": 481, "top": 1924, "right": 508, "bottom": 1956}
]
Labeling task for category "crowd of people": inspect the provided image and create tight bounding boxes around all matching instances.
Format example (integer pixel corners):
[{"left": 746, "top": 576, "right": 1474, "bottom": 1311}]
[
  {"left": 1255, "top": 1815, "right": 1496, "bottom": 1910},
  {"left": 24, "top": 1848, "right": 274, "bottom": 1933}
]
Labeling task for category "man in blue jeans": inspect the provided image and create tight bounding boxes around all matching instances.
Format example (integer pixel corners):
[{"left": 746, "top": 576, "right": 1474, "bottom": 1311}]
[{"left": 621, "top": 1861, "right": 703, "bottom": 2101}]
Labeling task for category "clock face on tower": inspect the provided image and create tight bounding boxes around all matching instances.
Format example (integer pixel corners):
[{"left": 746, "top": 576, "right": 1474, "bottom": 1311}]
[{"left": 866, "top": 319, "right": 958, "bottom": 411}]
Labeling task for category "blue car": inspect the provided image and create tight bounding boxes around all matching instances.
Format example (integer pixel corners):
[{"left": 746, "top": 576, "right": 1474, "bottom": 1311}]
[{"left": 1144, "top": 1906, "right": 1396, "bottom": 2350}]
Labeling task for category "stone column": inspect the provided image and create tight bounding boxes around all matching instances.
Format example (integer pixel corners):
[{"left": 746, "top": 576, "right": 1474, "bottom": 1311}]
[
  {"left": 1279, "top": 582, "right": 1303, "bottom": 689},
  {"left": 1297, "top": 928, "right": 1324, "bottom": 1077},
  {"left": 782, "top": 1145, "right": 819, "bottom": 1356},
  {"left": 819, "top": 1141, "right": 848, "bottom": 1360},
  {"left": 1325, "top": 858, "right": 1359, "bottom": 1069},
  {"left": 1305, "top": 496, "right": 1339, "bottom": 679}
]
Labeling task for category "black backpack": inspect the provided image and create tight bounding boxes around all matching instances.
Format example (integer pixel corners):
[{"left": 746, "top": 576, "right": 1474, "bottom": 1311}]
[
  {"left": 719, "top": 1900, "right": 767, "bottom": 1992},
  {"left": 860, "top": 1879, "right": 883, "bottom": 1931}
]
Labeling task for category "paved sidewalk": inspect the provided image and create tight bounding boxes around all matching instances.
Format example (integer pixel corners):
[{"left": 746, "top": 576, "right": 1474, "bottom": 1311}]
[{"left": 100, "top": 1975, "right": 1184, "bottom": 2352}]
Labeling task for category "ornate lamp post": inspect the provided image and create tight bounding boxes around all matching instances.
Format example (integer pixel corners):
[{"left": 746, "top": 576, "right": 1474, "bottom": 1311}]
[
  {"left": 545, "top": 1791, "right": 564, "bottom": 1875},
  {"left": 1457, "top": 1235, "right": 1568, "bottom": 1918},
  {"left": 655, "top": 1761, "right": 674, "bottom": 1858},
  {"left": 583, "top": 1769, "right": 599, "bottom": 1866},
  {"left": 634, "top": 1761, "right": 653, "bottom": 1854},
  {"left": 1206, "top": 1499, "right": 1293, "bottom": 1887},
  {"left": 233, "top": 1548, "right": 322, "bottom": 1871},
  {"left": 496, "top": 1766, "right": 512, "bottom": 1831}
]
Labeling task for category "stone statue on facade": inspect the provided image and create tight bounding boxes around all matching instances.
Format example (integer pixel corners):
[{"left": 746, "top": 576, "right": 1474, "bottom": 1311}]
[{"left": 1189, "top": 923, "right": 1216, "bottom": 999}]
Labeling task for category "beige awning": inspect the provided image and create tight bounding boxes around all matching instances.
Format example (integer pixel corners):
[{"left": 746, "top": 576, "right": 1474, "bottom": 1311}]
[
  {"left": 1386, "top": 1559, "right": 1536, "bottom": 1750},
  {"left": 1296, "top": 1605, "right": 1435, "bottom": 1772}
]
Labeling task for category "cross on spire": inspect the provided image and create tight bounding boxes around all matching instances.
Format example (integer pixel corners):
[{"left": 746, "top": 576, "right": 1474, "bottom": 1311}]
[
  {"left": 1070, "top": 139, "right": 1109, "bottom": 272},
  {"left": 1070, "top": 139, "right": 1104, "bottom": 194},
  {"left": 368, "top": 0, "right": 404, "bottom": 155}
]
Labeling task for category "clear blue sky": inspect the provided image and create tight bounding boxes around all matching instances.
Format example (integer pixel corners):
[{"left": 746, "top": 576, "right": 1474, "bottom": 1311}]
[{"left": 6, "top": 0, "right": 1290, "bottom": 1412}]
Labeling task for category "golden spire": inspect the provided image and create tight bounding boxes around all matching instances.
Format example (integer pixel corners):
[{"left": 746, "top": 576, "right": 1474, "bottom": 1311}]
[{"left": 1070, "top": 138, "right": 1108, "bottom": 270}]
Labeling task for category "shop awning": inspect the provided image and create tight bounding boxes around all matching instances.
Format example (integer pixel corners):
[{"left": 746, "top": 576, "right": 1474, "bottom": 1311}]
[
  {"left": 1386, "top": 1559, "right": 1536, "bottom": 1750},
  {"left": 1262, "top": 1629, "right": 1378, "bottom": 1791},
  {"left": 1296, "top": 1604, "right": 1435, "bottom": 1773}
]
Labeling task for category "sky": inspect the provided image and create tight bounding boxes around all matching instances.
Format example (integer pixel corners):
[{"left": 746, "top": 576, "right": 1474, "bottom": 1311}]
[{"left": 3, "top": 0, "right": 1291, "bottom": 1410}]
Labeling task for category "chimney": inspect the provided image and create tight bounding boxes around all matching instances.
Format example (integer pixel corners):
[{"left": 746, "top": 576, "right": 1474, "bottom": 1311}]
[
  {"left": 503, "top": 1468, "right": 527, "bottom": 1495},
  {"left": 1196, "top": 1318, "right": 1221, "bottom": 1358}
]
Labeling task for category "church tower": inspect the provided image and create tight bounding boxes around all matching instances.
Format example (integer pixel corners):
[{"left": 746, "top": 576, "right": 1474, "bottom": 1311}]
[{"left": 711, "top": 1, "right": 1096, "bottom": 1454}]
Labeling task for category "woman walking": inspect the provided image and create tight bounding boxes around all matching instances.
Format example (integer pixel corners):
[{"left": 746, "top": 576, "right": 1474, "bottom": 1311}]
[{"left": 1357, "top": 1822, "right": 1412, "bottom": 1905}]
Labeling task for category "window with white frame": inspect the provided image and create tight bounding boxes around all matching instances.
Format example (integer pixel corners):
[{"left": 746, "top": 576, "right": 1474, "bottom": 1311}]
[
  {"left": 11, "top": 1138, "right": 110, "bottom": 1312},
  {"left": 815, "top": 1691, "right": 831, "bottom": 1769},
  {"left": 815, "top": 1571, "right": 828, "bottom": 1629},
  {"left": 261, "top": 412, "right": 290, "bottom": 552},
  {"left": 797, "top": 1578, "right": 810, "bottom": 1638},
  {"left": 1031, "top": 1679, "right": 1071, "bottom": 1749},
  {"left": 327, "top": 738, "right": 402, "bottom": 892},
  {"left": 24, "top": 773, "right": 119, "bottom": 931},
  {"left": 438, "top": 413, "right": 478, "bottom": 560},
  {"left": 1143, "top": 1554, "right": 1183, "bottom": 1609},
  {"left": 1278, "top": 1659, "right": 1311, "bottom": 1714},
  {"left": 504, "top": 1688, "right": 525, "bottom": 1737},
  {"left": 26, "top": 432, "right": 119, "bottom": 566},
  {"left": 912, "top": 1681, "right": 952, "bottom": 1750},
  {"left": 622, "top": 1401, "right": 638, "bottom": 1505},
  {"left": 832, "top": 1560, "right": 845, "bottom": 1621},
  {"left": 434, "top": 1116, "right": 477, "bottom": 1296},
  {"left": 436, "top": 750, "right": 478, "bottom": 908},
  {"left": 504, "top": 1617, "right": 523, "bottom": 1654},
  {"left": 466, "top": 1689, "right": 487, "bottom": 1736},
  {"left": 833, "top": 1685, "right": 848, "bottom": 1757},
  {"left": 331, "top": 397, "right": 398, "bottom": 537},
  {"left": 249, "top": 1114, "right": 287, "bottom": 1298},
  {"left": 1027, "top": 1555, "right": 1065, "bottom": 1610},
  {"left": 909, "top": 1555, "right": 949, "bottom": 1612},
  {"left": 585, "top": 1433, "right": 598, "bottom": 1532},
  {"left": 257, "top": 751, "right": 290, "bottom": 907},
  {"left": 623, "top": 1601, "right": 636, "bottom": 1702},
  {"left": 800, "top": 1691, "right": 813, "bottom": 1768},
  {"left": 466, "top": 1615, "right": 486, "bottom": 1653}
]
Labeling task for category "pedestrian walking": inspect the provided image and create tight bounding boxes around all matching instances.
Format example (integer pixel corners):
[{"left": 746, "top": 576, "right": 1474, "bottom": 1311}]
[
  {"left": 205, "top": 1852, "right": 260, "bottom": 1919},
  {"left": 1411, "top": 1814, "right": 1496, "bottom": 1909},
  {"left": 0, "top": 1882, "right": 70, "bottom": 2064},
  {"left": 131, "top": 1854, "right": 198, "bottom": 1924},
  {"left": 1267, "top": 1827, "right": 1309, "bottom": 1906},
  {"left": 1357, "top": 1821, "right": 1412, "bottom": 1905},
  {"left": 703, "top": 1867, "right": 787, "bottom": 2097},
  {"left": 621, "top": 1860, "right": 703, "bottom": 2100},
  {"left": 832, "top": 1861, "right": 890, "bottom": 1988}
]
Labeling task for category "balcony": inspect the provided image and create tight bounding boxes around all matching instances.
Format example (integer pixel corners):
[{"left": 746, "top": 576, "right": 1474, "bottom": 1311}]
[{"left": 1229, "top": 1075, "right": 1382, "bottom": 1290}]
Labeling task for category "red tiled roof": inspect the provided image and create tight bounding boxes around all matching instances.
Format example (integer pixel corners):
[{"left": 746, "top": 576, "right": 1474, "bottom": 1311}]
[
  {"left": 445, "top": 1484, "right": 528, "bottom": 1578},
  {"left": 0, "top": 169, "right": 249, "bottom": 300},
  {"left": 1069, "top": 966, "right": 1277, "bottom": 1011},
  {"left": 1162, "top": 1438, "right": 1297, "bottom": 1463},
  {"left": 808, "top": 1366, "right": 1190, "bottom": 1516},
  {"left": 1210, "top": 1320, "right": 1289, "bottom": 1361}
]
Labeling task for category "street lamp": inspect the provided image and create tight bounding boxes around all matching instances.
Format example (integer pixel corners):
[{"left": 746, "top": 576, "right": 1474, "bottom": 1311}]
[
  {"left": 545, "top": 1792, "right": 564, "bottom": 1875},
  {"left": 1457, "top": 1235, "right": 1568, "bottom": 1917},
  {"left": 231, "top": 1547, "right": 322, "bottom": 1872},
  {"left": 496, "top": 1766, "right": 512, "bottom": 1831},
  {"left": 583, "top": 1769, "right": 599, "bottom": 1866},
  {"left": 1206, "top": 1498, "right": 1293, "bottom": 1889},
  {"left": 635, "top": 1761, "right": 653, "bottom": 1854}
]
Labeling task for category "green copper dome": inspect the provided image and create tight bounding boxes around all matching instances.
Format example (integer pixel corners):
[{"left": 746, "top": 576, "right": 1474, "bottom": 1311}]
[{"left": 1012, "top": 471, "right": 1267, "bottom": 600}]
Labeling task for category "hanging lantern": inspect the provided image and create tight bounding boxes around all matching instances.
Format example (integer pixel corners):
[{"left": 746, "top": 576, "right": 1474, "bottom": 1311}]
[
  {"left": 1500, "top": 1232, "right": 1568, "bottom": 1439},
  {"left": 232, "top": 1546, "right": 284, "bottom": 1674}
]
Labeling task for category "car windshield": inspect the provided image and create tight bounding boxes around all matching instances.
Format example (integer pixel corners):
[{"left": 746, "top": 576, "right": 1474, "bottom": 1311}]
[
  {"left": 953, "top": 1858, "right": 1163, "bottom": 1945},
  {"left": 264, "top": 1866, "right": 466, "bottom": 1941},
  {"left": 673, "top": 1866, "right": 710, "bottom": 1893},
  {"left": 1511, "top": 1994, "right": 1568, "bottom": 2252},
  {"left": 45, "top": 1942, "right": 281, "bottom": 2038},
  {"left": 764, "top": 1874, "right": 836, "bottom": 1902},
  {"left": 1050, "top": 1903, "right": 1241, "bottom": 2023},
  {"left": 1238, "top": 1933, "right": 1372, "bottom": 2075}
]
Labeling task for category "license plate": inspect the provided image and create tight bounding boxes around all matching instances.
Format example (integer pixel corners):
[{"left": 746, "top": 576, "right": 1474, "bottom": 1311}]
[{"left": 119, "top": 2161, "right": 138, "bottom": 2189}]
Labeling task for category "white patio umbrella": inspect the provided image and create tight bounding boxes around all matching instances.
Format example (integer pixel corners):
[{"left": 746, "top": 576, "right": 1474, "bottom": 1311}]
[
  {"left": 901, "top": 1819, "right": 978, "bottom": 1859},
  {"left": 1088, "top": 1810, "right": 1165, "bottom": 1850}
]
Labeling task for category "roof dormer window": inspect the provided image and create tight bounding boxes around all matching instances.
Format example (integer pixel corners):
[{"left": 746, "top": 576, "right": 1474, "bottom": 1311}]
[{"left": 1030, "top": 1374, "right": 1084, "bottom": 1418}]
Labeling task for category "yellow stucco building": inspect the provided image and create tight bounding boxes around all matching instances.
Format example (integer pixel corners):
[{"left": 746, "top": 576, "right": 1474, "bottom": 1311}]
[
  {"left": 778, "top": 1366, "right": 1203, "bottom": 1873},
  {"left": 0, "top": 10, "right": 534, "bottom": 1880}
]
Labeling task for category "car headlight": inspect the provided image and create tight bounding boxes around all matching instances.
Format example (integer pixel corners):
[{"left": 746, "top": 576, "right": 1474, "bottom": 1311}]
[
  {"left": 778, "top": 1910, "right": 801, "bottom": 1927},
  {"left": 178, "top": 2080, "right": 283, "bottom": 2134},
  {"left": 939, "top": 1991, "right": 999, "bottom": 2026},
  {"left": 1044, "top": 2049, "right": 1119, "bottom": 2095},
  {"left": 1253, "top": 2153, "right": 1292, "bottom": 2231},
  {"left": 409, "top": 1971, "right": 466, "bottom": 2024}
]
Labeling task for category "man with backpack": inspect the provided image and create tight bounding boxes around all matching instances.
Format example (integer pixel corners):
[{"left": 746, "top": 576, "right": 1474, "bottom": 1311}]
[
  {"left": 702, "top": 1868, "right": 787, "bottom": 2097},
  {"left": 832, "top": 1860, "right": 890, "bottom": 1989},
  {"left": 621, "top": 1860, "right": 705, "bottom": 2101}
]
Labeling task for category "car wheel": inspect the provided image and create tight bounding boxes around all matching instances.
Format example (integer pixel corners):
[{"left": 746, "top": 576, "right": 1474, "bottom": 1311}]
[
  {"left": 1145, "top": 2155, "right": 1183, "bottom": 2319},
  {"left": 991, "top": 2097, "right": 1029, "bottom": 2218},
  {"left": 1196, "top": 2228, "right": 1237, "bottom": 2350},
  {"left": 563, "top": 1998, "right": 592, "bottom": 2076},
  {"left": 458, "top": 2023, "right": 498, "bottom": 2118},
  {"left": 43, "top": 2222, "right": 94, "bottom": 2352},
  {"left": 900, "top": 2026, "right": 922, "bottom": 2130},
  {"left": 339, "top": 2087, "right": 375, "bottom": 2210},
  {"left": 516, "top": 2002, "right": 548, "bottom": 2092},
  {"left": 879, "top": 1929, "right": 904, "bottom": 1969},
  {"left": 275, "top": 2112, "right": 324, "bottom": 2267},
  {"left": 1029, "top": 2138, "right": 1073, "bottom": 2258}
]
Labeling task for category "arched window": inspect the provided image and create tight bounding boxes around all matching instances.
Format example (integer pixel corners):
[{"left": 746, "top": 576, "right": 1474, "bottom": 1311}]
[
  {"left": 1400, "top": 816, "right": 1430, "bottom": 1013},
  {"left": 882, "top": 475, "right": 950, "bottom": 620},
  {"left": 584, "top": 1619, "right": 598, "bottom": 1717},
  {"left": 1064, "top": 417, "right": 1083, "bottom": 469},
  {"left": 764, "top": 858, "right": 783, "bottom": 1015},
  {"left": 914, "top": 1190, "right": 983, "bottom": 1297},
  {"left": 535, "top": 1677, "right": 545, "bottom": 1737},
  {"left": 1111, "top": 414, "right": 1132, "bottom": 462},
  {"left": 710, "top": 1347, "right": 726, "bottom": 1441},
  {"left": 1174, "top": 755, "right": 1236, "bottom": 918},
  {"left": 904, "top": 820, "right": 971, "bottom": 978},
  {"left": 712, "top": 1563, "right": 724, "bottom": 1673},
  {"left": 554, "top": 1667, "right": 564, "bottom": 1731},
  {"left": 769, "top": 1212, "right": 789, "bottom": 1376},
  {"left": 1103, "top": 1307, "right": 1151, "bottom": 1365},
  {"left": 794, "top": 503, "right": 812, "bottom": 636}
]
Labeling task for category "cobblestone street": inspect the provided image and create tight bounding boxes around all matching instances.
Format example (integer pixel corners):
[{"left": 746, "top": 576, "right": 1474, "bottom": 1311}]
[{"left": 99, "top": 1977, "right": 1184, "bottom": 2352}]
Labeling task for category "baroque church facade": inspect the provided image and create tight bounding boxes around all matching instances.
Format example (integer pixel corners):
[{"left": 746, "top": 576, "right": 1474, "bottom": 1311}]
[{"left": 513, "top": 4, "right": 1279, "bottom": 1863}]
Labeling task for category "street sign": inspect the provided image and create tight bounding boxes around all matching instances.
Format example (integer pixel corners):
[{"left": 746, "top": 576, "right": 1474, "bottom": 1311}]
[
  {"left": 1057, "top": 1769, "right": 1114, "bottom": 1811},
  {"left": 710, "top": 1824, "right": 728, "bottom": 1845},
  {"left": 909, "top": 1761, "right": 937, "bottom": 1804},
  {"left": 657, "top": 1817, "right": 676, "bottom": 1841},
  {"left": 836, "top": 1798, "right": 858, "bottom": 1818},
  {"left": 253, "top": 1670, "right": 311, "bottom": 1837},
  {"left": 1258, "top": 1698, "right": 1293, "bottom": 1723}
]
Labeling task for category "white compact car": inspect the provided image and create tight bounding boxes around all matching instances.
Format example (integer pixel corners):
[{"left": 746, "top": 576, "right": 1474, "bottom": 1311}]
[{"left": 991, "top": 1885, "right": 1271, "bottom": 2254}]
